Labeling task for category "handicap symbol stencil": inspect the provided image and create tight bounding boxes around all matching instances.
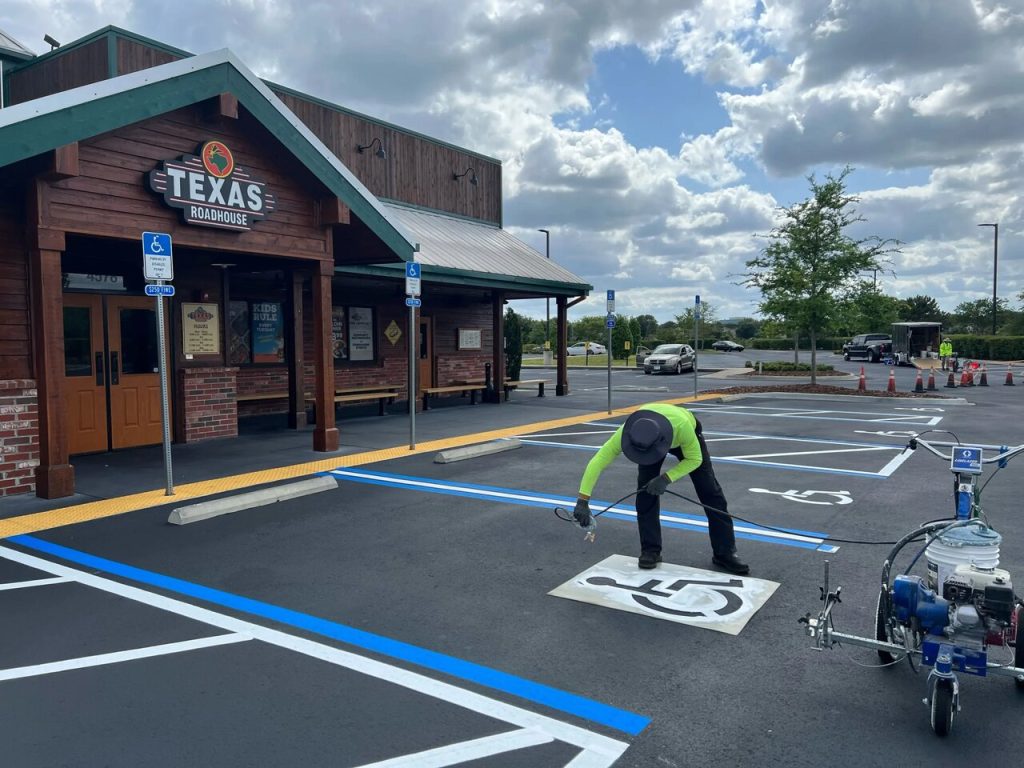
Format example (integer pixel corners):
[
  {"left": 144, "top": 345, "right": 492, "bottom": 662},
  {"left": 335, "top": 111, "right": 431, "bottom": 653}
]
[
  {"left": 584, "top": 575, "right": 745, "bottom": 618},
  {"left": 748, "top": 488, "right": 853, "bottom": 505},
  {"left": 549, "top": 554, "right": 780, "bottom": 635}
]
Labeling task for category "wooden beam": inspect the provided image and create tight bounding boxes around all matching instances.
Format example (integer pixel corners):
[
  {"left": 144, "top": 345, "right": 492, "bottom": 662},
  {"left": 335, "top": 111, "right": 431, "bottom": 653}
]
[
  {"left": 319, "top": 198, "right": 351, "bottom": 226},
  {"left": 487, "top": 291, "right": 506, "bottom": 403},
  {"left": 557, "top": 296, "right": 568, "bottom": 396},
  {"left": 30, "top": 246, "right": 74, "bottom": 497},
  {"left": 47, "top": 143, "right": 79, "bottom": 180},
  {"left": 311, "top": 260, "right": 338, "bottom": 451},
  {"left": 287, "top": 269, "right": 307, "bottom": 429}
]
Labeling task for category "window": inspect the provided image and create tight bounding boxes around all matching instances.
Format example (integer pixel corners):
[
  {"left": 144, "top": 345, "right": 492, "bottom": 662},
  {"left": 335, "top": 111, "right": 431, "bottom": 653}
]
[{"left": 63, "top": 306, "right": 92, "bottom": 377}]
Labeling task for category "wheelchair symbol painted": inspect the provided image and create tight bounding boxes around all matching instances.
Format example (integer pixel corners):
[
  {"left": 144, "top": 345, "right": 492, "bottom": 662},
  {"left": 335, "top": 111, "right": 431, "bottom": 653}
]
[
  {"left": 854, "top": 430, "right": 918, "bottom": 438},
  {"left": 749, "top": 488, "right": 853, "bottom": 505}
]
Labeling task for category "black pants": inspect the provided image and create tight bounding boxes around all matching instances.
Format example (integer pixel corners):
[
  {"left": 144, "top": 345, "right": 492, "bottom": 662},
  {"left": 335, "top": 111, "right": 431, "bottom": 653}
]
[{"left": 635, "top": 419, "right": 736, "bottom": 557}]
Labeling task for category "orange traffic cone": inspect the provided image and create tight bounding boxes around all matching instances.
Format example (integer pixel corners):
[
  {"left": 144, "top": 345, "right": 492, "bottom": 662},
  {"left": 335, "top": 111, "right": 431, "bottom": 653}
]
[
  {"left": 945, "top": 371, "right": 957, "bottom": 388},
  {"left": 913, "top": 370, "right": 924, "bottom": 393},
  {"left": 960, "top": 368, "right": 972, "bottom": 387},
  {"left": 1006, "top": 364, "right": 1015, "bottom": 386},
  {"left": 887, "top": 368, "right": 896, "bottom": 393},
  {"left": 927, "top": 369, "right": 936, "bottom": 391},
  {"left": 857, "top": 366, "right": 866, "bottom": 392},
  {"left": 979, "top": 363, "right": 989, "bottom": 386}
]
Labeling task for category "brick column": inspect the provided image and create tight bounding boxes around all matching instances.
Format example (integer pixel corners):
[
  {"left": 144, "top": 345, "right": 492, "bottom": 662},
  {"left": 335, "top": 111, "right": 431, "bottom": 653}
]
[
  {"left": 182, "top": 367, "right": 238, "bottom": 442},
  {"left": 0, "top": 380, "right": 40, "bottom": 496}
]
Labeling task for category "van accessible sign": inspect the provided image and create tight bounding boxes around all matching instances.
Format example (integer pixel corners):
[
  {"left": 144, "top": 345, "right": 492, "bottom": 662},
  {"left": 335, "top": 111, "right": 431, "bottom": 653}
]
[{"left": 148, "top": 141, "right": 277, "bottom": 231}]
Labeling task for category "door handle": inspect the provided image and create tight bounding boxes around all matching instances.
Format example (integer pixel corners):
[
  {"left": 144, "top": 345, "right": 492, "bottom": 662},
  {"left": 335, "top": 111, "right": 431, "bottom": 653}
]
[
  {"left": 95, "top": 352, "right": 104, "bottom": 386},
  {"left": 110, "top": 351, "right": 120, "bottom": 385}
]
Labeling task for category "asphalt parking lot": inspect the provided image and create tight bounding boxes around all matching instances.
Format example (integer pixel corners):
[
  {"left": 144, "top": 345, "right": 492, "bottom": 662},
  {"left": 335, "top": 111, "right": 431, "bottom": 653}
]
[{"left": 2, "top": 377, "right": 1024, "bottom": 766}]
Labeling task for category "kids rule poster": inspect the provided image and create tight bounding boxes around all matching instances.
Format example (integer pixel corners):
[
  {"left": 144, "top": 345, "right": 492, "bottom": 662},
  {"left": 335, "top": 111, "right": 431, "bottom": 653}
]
[{"left": 252, "top": 302, "right": 284, "bottom": 363}]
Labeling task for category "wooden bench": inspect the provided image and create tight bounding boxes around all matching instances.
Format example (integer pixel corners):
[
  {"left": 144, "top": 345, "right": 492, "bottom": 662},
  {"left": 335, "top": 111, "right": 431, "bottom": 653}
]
[
  {"left": 307, "top": 386, "right": 400, "bottom": 417},
  {"left": 422, "top": 384, "right": 486, "bottom": 410},
  {"left": 236, "top": 391, "right": 290, "bottom": 402},
  {"left": 503, "top": 379, "right": 548, "bottom": 399}
]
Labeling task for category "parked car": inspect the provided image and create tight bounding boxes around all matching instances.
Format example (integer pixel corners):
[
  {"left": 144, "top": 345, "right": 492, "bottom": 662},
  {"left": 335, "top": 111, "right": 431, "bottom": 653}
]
[
  {"left": 643, "top": 344, "right": 695, "bottom": 375},
  {"left": 567, "top": 341, "right": 607, "bottom": 356},
  {"left": 634, "top": 345, "right": 652, "bottom": 368},
  {"left": 842, "top": 333, "right": 892, "bottom": 362},
  {"left": 711, "top": 340, "right": 745, "bottom": 352}
]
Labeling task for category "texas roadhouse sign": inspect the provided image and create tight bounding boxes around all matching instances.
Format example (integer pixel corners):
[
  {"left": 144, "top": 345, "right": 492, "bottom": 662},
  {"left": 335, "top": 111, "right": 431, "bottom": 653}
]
[{"left": 148, "top": 140, "right": 277, "bottom": 231}]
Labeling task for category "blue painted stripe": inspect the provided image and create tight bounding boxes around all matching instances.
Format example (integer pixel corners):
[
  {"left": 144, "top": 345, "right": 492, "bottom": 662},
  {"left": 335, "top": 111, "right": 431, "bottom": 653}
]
[
  {"left": 9, "top": 534, "right": 650, "bottom": 736},
  {"left": 329, "top": 468, "right": 830, "bottom": 545}
]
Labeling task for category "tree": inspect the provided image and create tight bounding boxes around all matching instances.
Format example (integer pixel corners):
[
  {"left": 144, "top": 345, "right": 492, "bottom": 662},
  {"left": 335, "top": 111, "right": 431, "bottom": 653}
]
[
  {"left": 636, "top": 314, "right": 659, "bottom": 338},
  {"left": 900, "top": 295, "right": 944, "bottom": 323},
  {"left": 839, "top": 282, "right": 903, "bottom": 335},
  {"left": 734, "top": 317, "right": 761, "bottom": 340},
  {"left": 611, "top": 314, "right": 632, "bottom": 359},
  {"left": 571, "top": 315, "right": 606, "bottom": 344},
  {"left": 504, "top": 307, "right": 522, "bottom": 381},
  {"left": 949, "top": 298, "right": 1010, "bottom": 334},
  {"left": 676, "top": 303, "right": 723, "bottom": 348},
  {"left": 656, "top": 320, "right": 681, "bottom": 343},
  {"left": 742, "top": 167, "right": 900, "bottom": 383}
]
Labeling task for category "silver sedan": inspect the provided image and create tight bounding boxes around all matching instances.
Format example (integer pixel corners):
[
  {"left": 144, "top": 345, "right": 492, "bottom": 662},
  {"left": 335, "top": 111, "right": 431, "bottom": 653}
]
[{"left": 643, "top": 344, "right": 695, "bottom": 374}]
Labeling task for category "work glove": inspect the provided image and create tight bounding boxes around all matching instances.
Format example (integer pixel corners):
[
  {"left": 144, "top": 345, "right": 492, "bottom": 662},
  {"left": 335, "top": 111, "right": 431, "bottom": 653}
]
[
  {"left": 573, "top": 498, "right": 593, "bottom": 528},
  {"left": 644, "top": 474, "right": 671, "bottom": 496}
]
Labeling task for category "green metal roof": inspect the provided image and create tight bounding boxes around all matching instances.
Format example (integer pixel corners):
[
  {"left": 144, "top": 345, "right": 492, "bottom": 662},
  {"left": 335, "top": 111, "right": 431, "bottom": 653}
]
[
  {"left": 336, "top": 203, "right": 591, "bottom": 297},
  {"left": 0, "top": 49, "right": 419, "bottom": 262}
]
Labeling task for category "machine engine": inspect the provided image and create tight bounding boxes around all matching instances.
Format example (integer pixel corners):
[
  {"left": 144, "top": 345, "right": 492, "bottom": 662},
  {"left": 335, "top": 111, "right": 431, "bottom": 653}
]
[{"left": 893, "top": 565, "right": 1014, "bottom": 646}]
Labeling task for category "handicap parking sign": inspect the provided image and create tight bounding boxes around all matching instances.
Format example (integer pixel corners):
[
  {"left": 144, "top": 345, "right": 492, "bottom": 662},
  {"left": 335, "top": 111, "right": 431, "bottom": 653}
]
[{"left": 142, "top": 232, "right": 173, "bottom": 280}]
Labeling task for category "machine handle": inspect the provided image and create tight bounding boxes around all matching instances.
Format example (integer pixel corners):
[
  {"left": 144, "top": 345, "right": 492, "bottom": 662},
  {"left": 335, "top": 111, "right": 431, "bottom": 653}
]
[
  {"left": 95, "top": 352, "right": 104, "bottom": 386},
  {"left": 110, "top": 351, "right": 120, "bottom": 385}
]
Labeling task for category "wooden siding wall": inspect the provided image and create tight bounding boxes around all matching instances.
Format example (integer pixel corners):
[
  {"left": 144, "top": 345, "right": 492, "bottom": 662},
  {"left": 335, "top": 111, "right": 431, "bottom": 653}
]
[
  {"left": 7, "top": 39, "right": 109, "bottom": 106},
  {"left": 45, "top": 105, "right": 331, "bottom": 260},
  {"left": 0, "top": 194, "right": 31, "bottom": 379},
  {"left": 276, "top": 90, "right": 502, "bottom": 224},
  {"left": 117, "top": 38, "right": 183, "bottom": 75}
]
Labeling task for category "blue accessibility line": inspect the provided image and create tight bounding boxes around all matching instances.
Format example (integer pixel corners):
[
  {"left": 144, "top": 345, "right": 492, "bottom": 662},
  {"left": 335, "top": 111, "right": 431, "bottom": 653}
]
[
  {"left": 327, "top": 468, "right": 833, "bottom": 551},
  {"left": 10, "top": 534, "right": 650, "bottom": 736}
]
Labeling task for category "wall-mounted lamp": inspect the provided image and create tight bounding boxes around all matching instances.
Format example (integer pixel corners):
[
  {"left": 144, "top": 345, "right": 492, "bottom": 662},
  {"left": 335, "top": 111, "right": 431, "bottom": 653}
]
[
  {"left": 44, "top": 34, "right": 61, "bottom": 50},
  {"left": 356, "top": 137, "right": 386, "bottom": 159},
  {"left": 453, "top": 167, "right": 478, "bottom": 185}
]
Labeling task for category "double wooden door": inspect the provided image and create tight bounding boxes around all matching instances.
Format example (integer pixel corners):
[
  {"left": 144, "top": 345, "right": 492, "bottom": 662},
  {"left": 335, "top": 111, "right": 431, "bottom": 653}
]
[{"left": 62, "top": 294, "right": 170, "bottom": 455}]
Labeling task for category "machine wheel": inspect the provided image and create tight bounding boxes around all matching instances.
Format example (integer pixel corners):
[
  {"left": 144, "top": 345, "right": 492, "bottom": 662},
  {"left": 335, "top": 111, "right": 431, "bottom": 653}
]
[
  {"left": 875, "top": 589, "right": 896, "bottom": 664},
  {"left": 930, "top": 678, "right": 956, "bottom": 736},
  {"left": 1014, "top": 603, "right": 1024, "bottom": 690}
]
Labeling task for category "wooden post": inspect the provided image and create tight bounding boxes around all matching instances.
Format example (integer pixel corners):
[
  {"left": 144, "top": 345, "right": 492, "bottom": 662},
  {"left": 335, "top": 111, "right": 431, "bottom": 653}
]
[
  {"left": 556, "top": 296, "right": 568, "bottom": 396},
  {"left": 287, "top": 269, "right": 307, "bottom": 429},
  {"left": 30, "top": 232, "right": 75, "bottom": 498},
  {"left": 487, "top": 290, "right": 505, "bottom": 403},
  {"left": 311, "top": 261, "right": 338, "bottom": 451}
]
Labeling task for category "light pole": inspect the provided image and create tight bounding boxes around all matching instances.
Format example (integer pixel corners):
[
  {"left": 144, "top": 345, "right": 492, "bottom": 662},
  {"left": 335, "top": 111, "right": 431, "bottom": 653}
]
[
  {"left": 538, "top": 229, "right": 550, "bottom": 347},
  {"left": 978, "top": 223, "right": 998, "bottom": 334}
]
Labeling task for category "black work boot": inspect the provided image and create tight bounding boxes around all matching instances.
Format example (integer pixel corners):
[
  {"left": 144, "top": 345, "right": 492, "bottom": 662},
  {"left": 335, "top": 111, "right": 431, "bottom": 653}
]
[
  {"left": 712, "top": 552, "right": 750, "bottom": 575},
  {"left": 638, "top": 550, "right": 662, "bottom": 569}
]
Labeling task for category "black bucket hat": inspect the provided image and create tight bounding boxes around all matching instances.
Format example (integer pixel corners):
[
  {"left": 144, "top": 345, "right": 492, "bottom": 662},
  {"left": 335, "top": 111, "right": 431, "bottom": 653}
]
[{"left": 621, "top": 410, "right": 673, "bottom": 465}]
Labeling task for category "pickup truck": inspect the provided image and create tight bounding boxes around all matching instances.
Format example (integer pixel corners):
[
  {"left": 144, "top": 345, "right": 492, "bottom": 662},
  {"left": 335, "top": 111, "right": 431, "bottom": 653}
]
[{"left": 842, "top": 333, "right": 892, "bottom": 362}]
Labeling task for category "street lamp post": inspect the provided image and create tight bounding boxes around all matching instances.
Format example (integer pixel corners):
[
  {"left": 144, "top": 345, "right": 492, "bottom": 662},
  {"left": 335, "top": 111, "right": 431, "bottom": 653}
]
[
  {"left": 538, "top": 229, "right": 550, "bottom": 347},
  {"left": 978, "top": 223, "right": 999, "bottom": 335}
]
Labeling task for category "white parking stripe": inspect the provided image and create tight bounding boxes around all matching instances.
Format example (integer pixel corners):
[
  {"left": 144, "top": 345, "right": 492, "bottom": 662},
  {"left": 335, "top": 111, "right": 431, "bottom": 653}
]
[
  {"left": 0, "top": 634, "right": 250, "bottom": 681},
  {"left": 727, "top": 446, "right": 894, "bottom": 461},
  {"left": 0, "top": 576, "right": 69, "bottom": 590},
  {"left": 0, "top": 545, "right": 629, "bottom": 765},
  {"left": 352, "top": 728, "right": 553, "bottom": 767}
]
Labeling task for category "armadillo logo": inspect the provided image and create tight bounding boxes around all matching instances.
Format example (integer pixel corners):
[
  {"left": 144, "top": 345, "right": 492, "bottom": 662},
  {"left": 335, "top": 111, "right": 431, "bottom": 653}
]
[{"left": 148, "top": 141, "right": 276, "bottom": 231}]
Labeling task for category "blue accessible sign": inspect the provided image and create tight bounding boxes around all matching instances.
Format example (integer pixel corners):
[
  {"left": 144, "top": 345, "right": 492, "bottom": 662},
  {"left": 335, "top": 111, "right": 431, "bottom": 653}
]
[
  {"left": 142, "top": 231, "right": 173, "bottom": 280},
  {"left": 606, "top": 314, "right": 616, "bottom": 328},
  {"left": 405, "top": 297, "right": 422, "bottom": 307}
]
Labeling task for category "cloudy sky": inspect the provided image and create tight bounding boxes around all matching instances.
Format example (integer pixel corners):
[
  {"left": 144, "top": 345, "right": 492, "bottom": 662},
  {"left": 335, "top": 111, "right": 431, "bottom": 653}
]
[{"left": 3, "top": 0, "right": 1023, "bottom": 323}]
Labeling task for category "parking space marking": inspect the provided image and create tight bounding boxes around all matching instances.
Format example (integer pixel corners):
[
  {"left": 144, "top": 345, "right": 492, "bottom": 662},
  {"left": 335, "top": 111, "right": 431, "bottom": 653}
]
[
  {"left": 686, "top": 404, "right": 944, "bottom": 427},
  {"left": 0, "top": 634, "right": 250, "bottom": 682},
  {"left": 327, "top": 469, "right": 837, "bottom": 552},
  {"left": 353, "top": 729, "right": 553, "bottom": 768},
  {"left": 2, "top": 537, "right": 642, "bottom": 758},
  {"left": 0, "top": 575, "right": 69, "bottom": 591}
]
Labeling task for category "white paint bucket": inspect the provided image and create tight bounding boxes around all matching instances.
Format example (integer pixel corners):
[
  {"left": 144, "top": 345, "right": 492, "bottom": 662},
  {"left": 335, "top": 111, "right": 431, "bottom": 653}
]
[{"left": 926, "top": 524, "right": 1001, "bottom": 592}]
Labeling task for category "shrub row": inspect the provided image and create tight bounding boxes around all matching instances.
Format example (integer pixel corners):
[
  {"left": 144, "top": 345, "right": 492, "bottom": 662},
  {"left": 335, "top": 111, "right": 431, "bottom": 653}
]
[
  {"left": 744, "top": 361, "right": 835, "bottom": 372},
  {"left": 748, "top": 334, "right": 1024, "bottom": 360}
]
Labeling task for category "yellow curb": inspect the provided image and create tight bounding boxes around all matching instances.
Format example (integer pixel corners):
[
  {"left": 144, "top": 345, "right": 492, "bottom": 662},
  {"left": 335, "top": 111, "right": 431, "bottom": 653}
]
[{"left": 0, "top": 393, "right": 722, "bottom": 538}]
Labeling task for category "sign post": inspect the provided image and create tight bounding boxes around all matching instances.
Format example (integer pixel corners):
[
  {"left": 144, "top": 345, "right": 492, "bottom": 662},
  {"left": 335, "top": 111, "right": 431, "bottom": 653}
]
[
  {"left": 406, "top": 262, "right": 421, "bottom": 449},
  {"left": 142, "top": 232, "right": 175, "bottom": 495},
  {"left": 606, "top": 290, "right": 616, "bottom": 416},
  {"left": 694, "top": 294, "right": 700, "bottom": 400}
]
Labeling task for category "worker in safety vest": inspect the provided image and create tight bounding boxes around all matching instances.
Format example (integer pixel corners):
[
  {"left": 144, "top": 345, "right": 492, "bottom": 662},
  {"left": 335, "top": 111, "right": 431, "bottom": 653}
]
[
  {"left": 939, "top": 338, "right": 953, "bottom": 371},
  {"left": 571, "top": 403, "right": 749, "bottom": 575}
]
